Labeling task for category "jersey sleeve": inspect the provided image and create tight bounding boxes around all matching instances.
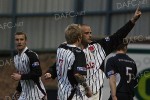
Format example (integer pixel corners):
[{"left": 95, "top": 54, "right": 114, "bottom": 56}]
[
  {"left": 97, "top": 20, "right": 134, "bottom": 55},
  {"left": 105, "top": 57, "right": 116, "bottom": 78},
  {"left": 21, "top": 52, "right": 42, "bottom": 80},
  {"left": 73, "top": 49, "right": 87, "bottom": 75},
  {"left": 46, "top": 62, "right": 57, "bottom": 79}
]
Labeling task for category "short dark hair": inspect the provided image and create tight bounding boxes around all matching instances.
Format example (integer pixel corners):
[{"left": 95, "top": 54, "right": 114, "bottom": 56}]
[
  {"left": 116, "top": 43, "right": 128, "bottom": 51},
  {"left": 15, "top": 32, "right": 27, "bottom": 40}
]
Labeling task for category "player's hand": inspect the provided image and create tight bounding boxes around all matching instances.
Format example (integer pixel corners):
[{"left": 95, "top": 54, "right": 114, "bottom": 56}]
[
  {"left": 85, "top": 86, "right": 93, "bottom": 98},
  {"left": 131, "top": 5, "right": 142, "bottom": 23},
  {"left": 12, "top": 91, "right": 20, "bottom": 99},
  {"left": 11, "top": 73, "right": 21, "bottom": 81},
  {"left": 112, "top": 95, "right": 117, "bottom": 100},
  {"left": 44, "top": 73, "right": 52, "bottom": 80}
]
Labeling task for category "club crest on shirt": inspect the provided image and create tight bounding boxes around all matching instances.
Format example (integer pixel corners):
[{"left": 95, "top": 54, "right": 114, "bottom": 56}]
[
  {"left": 105, "top": 37, "right": 110, "bottom": 41},
  {"left": 77, "top": 67, "right": 87, "bottom": 71},
  {"left": 32, "top": 62, "right": 39, "bottom": 67},
  {"left": 88, "top": 45, "right": 95, "bottom": 52}
]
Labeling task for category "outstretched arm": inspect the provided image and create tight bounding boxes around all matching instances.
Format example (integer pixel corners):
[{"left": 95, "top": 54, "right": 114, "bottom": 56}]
[
  {"left": 44, "top": 63, "right": 57, "bottom": 79},
  {"left": 98, "top": 6, "right": 142, "bottom": 55},
  {"left": 44, "top": 43, "right": 67, "bottom": 79}
]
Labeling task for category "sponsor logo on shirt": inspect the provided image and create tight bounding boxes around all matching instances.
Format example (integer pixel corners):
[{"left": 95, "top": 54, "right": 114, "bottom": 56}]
[
  {"left": 32, "top": 62, "right": 39, "bottom": 67},
  {"left": 86, "top": 62, "right": 95, "bottom": 69},
  {"left": 77, "top": 67, "right": 87, "bottom": 71},
  {"left": 107, "top": 70, "right": 114, "bottom": 76},
  {"left": 105, "top": 37, "right": 110, "bottom": 41},
  {"left": 75, "top": 49, "right": 81, "bottom": 53}
]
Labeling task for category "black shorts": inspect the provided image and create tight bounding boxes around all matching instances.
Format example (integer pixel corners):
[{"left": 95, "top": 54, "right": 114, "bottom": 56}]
[{"left": 108, "top": 92, "right": 133, "bottom": 100}]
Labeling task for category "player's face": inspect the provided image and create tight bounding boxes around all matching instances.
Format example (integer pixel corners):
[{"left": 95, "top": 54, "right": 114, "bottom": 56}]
[
  {"left": 81, "top": 26, "right": 92, "bottom": 44},
  {"left": 15, "top": 34, "right": 27, "bottom": 52}
]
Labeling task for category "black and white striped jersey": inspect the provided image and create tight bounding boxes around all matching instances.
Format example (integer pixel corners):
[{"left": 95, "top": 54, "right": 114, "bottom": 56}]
[
  {"left": 14, "top": 47, "right": 46, "bottom": 100},
  {"left": 83, "top": 20, "right": 135, "bottom": 95},
  {"left": 56, "top": 44, "right": 87, "bottom": 100},
  {"left": 83, "top": 43, "right": 106, "bottom": 95}
]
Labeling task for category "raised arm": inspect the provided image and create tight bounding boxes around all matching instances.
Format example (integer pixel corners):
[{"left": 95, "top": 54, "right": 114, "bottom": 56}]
[
  {"left": 98, "top": 6, "right": 142, "bottom": 55},
  {"left": 130, "top": 6, "right": 142, "bottom": 24}
]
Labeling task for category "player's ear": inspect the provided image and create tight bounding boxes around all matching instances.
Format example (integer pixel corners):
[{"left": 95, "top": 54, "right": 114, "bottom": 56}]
[{"left": 77, "top": 36, "right": 82, "bottom": 43}]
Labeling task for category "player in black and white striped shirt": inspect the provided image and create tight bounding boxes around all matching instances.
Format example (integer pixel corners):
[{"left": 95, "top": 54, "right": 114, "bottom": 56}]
[
  {"left": 11, "top": 32, "right": 47, "bottom": 100},
  {"left": 79, "top": 6, "right": 141, "bottom": 100},
  {"left": 56, "top": 24, "right": 92, "bottom": 100}
]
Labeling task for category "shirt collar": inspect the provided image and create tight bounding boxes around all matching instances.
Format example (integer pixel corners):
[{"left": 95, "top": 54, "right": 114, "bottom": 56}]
[
  {"left": 67, "top": 44, "right": 81, "bottom": 49},
  {"left": 67, "top": 44, "right": 77, "bottom": 47},
  {"left": 18, "top": 46, "right": 28, "bottom": 56}
]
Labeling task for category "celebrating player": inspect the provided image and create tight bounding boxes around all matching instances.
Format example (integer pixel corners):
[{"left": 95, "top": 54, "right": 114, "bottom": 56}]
[{"left": 55, "top": 24, "right": 92, "bottom": 100}]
